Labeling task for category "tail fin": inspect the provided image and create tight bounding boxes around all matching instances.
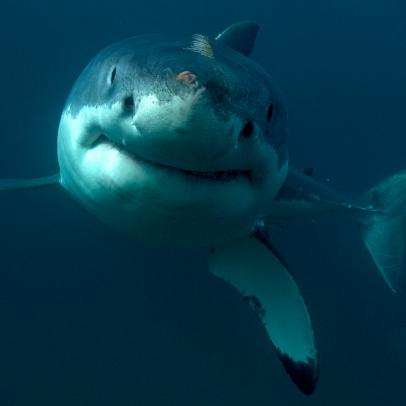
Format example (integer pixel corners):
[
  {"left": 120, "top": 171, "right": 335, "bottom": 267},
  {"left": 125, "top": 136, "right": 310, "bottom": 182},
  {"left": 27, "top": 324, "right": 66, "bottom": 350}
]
[{"left": 361, "top": 171, "right": 406, "bottom": 293}]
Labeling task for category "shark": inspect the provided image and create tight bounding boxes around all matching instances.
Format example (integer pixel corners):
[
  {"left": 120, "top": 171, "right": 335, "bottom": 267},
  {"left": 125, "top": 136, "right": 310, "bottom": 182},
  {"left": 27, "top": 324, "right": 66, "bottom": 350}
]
[{"left": 1, "top": 21, "right": 405, "bottom": 395}]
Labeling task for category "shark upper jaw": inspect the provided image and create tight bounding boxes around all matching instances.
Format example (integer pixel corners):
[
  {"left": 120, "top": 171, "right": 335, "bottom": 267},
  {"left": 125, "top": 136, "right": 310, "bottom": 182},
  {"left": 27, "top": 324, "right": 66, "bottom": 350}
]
[{"left": 91, "top": 133, "right": 253, "bottom": 183}]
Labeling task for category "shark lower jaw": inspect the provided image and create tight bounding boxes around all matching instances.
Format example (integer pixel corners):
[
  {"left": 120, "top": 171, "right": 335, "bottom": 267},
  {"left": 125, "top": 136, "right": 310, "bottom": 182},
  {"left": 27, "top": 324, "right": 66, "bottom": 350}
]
[{"left": 93, "top": 134, "right": 253, "bottom": 183}]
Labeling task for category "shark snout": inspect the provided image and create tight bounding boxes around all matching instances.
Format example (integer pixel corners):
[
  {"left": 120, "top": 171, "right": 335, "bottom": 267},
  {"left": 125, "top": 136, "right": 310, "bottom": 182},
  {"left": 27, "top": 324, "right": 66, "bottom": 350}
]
[
  {"left": 98, "top": 74, "right": 264, "bottom": 172},
  {"left": 117, "top": 87, "right": 232, "bottom": 169}
]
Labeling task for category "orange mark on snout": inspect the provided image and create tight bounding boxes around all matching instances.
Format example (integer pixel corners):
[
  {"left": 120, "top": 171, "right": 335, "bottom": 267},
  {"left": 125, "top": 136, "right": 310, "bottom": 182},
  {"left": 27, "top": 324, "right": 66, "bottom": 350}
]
[{"left": 175, "top": 70, "right": 198, "bottom": 85}]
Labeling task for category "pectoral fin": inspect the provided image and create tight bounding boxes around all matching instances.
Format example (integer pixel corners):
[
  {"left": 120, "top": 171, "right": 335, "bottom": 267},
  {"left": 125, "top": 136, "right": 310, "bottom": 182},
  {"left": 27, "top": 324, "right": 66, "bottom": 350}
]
[
  {"left": 0, "top": 174, "right": 60, "bottom": 191},
  {"left": 209, "top": 234, "right": 318, "bottom": 395}
]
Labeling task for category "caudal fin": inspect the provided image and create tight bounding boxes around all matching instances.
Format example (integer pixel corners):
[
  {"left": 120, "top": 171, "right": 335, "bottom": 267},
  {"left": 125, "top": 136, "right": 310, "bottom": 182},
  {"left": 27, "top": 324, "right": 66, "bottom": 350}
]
[{"left": 361, "top": 171, "right": 406, "bottom": 293}]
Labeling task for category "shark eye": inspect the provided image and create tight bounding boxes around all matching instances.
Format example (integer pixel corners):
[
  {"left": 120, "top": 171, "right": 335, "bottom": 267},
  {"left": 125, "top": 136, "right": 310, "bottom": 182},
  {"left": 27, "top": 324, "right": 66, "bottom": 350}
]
[
  {"left": 267, "top": 103, "right": 274, "bottom": 122},
  {"left": 109, "top": 67, "right": 117, "bottom": 85}
]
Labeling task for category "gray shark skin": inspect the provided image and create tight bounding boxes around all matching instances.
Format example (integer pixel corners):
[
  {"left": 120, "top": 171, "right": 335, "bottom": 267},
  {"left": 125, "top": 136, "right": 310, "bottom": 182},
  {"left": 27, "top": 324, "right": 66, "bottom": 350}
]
[
  {"left": 1, "top": 21, "right": 406, "bottom": 396},
  {"left": 57, "top": 27, "right": 288, "bottom": 248}
]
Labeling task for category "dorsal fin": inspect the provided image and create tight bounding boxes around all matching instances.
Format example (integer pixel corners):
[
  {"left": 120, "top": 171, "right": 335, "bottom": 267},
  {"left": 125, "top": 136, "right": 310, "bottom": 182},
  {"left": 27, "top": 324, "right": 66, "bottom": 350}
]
[{"left": 215, "top": 21, "right": 260, "bottom": 56}]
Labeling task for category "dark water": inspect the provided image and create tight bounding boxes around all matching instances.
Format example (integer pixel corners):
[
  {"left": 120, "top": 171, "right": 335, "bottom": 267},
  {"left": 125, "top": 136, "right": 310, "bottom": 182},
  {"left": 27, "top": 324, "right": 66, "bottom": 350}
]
[{"left": 0, "top": 1, "right": 405, "bottom": 405}]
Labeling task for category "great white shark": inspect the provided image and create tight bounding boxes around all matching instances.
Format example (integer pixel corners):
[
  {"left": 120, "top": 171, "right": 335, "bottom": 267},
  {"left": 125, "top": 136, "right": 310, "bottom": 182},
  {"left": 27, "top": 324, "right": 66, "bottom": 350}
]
[{"left": 1, "top": 21, "right": 405, "bottom": 395}]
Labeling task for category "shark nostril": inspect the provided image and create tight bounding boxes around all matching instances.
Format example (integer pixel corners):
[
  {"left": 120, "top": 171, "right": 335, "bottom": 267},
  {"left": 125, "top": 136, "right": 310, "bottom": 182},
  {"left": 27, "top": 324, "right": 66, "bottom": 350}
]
[
  {"left": 122, "top": 96, "right": 135, "bottom": 112},
  {"left": 240, "top": 121, "right": 255, "bottom": 139}
]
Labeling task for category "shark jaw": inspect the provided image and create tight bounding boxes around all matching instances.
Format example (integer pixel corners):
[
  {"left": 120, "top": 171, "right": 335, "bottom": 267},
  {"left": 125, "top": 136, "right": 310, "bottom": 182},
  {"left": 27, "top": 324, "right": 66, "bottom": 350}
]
[
  {"left": 57, "top": 99, "right": 287, "bottom": 247},
  {"left": 91, "top": 133, "right": 254, "bottom": 184}
]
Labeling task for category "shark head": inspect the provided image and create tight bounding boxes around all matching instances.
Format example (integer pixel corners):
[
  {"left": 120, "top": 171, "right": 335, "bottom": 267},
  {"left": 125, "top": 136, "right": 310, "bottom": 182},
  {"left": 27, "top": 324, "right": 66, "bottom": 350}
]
[{"left": 57, "top": 23, "right": 289, "bottom": 246}]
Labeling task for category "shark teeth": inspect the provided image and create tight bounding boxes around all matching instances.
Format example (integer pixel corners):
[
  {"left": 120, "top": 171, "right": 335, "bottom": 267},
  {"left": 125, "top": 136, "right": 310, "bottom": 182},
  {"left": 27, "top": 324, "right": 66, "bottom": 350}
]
[{"left": 180, "top": 168, "right": 249, "bottom": 181}]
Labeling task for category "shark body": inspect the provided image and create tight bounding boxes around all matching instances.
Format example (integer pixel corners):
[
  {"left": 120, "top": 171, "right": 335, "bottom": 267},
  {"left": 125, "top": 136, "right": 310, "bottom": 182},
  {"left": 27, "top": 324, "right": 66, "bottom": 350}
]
[{"left": 2, "top": 21, "right": 405, "bottom": 395}]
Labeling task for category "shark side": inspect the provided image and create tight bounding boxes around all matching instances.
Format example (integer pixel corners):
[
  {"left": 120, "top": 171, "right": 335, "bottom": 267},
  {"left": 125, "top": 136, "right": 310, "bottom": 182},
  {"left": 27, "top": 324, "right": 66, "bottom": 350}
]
[{"left": 1, "top": 21, "right": 405, "bottom": 395}]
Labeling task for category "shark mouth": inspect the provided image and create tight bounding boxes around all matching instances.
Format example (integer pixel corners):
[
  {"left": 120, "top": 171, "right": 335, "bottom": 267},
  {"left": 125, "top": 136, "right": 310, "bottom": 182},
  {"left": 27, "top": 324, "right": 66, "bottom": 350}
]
[
  {"left": 93, "top": 134, "right": 252, "bottom": 182},
  {"left": 178, "top": 168, "right": 248, "bottom": 181}
]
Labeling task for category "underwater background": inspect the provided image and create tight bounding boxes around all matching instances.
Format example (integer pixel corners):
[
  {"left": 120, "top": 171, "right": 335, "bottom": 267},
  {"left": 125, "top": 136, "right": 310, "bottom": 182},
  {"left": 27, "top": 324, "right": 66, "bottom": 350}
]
[{"left": 0, "top": 0, "right": 405, "bottom": 404}]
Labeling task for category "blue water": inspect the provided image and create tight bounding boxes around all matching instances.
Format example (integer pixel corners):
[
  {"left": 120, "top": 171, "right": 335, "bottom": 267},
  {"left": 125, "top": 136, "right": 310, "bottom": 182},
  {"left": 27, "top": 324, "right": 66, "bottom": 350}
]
[{"left": 0, "top": 0, "right": 405, "bottom": 404}]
